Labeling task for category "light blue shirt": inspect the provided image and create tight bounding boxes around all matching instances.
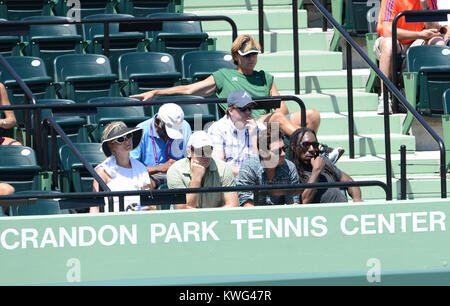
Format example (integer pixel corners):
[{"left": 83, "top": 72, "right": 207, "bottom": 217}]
[{"left": 130, "top": 115, "right": 192, "bottom": 167}]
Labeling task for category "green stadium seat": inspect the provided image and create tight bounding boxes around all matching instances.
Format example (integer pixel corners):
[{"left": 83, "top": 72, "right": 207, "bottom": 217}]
[
  {"left": 117, "top": 51, "right": 181, "bottom": 98},
  {"left": 147, "top": 12, "right": 209, "bottom": 71},
  {"left": 53, "top": 53, "right": 119, "bottom": 103},
  {"left": 21, "top": 16, "right": 85, "bottom": 75},
  {"left": 0, "top": 56, "right": 56, "bottom": 127},
  {"left": 58, "top": 142, "right": 105, "bottom": 193},
  {"left": 55, "top": 0, "right": 118, "bottom": 19},
  {"left": 154, "top": 95, "right": 219, "bottom": 130},
  {"left": 402, "top": 45, "right": 450, "bottom": 134},
  {"left": 82, "top": 13, "right": 148, "bottom": 74},
  {"left": 0, "top": 0, "right": 56, "bottom": 21},
  {"left": 10, "top": 190, "right": 62, "bottom": 216},
  {"left": 0, "top": 145, "right": 42, "bottom": 192},
  {"left": 157, "top": 183, "right": 170, "bottom": 210},
  {"left": 442, "top": 89, "right": 450, "bottom": 171},
  {"left": 87, "top": 96, "right": 148, "bottom": 142},
  {"left": 0, "top": 19, "right": 23, "bottom": 56},
  {"left": 181, "top": 50, "right": 234, "bottom": 84},
  {"left": 117, "top": 0, "right": 182, "bottom": 17}
]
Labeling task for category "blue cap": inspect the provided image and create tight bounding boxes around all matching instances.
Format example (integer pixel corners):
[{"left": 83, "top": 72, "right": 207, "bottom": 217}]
[{"left": 227, "top": 90, "right": 255, "bottom": 108}]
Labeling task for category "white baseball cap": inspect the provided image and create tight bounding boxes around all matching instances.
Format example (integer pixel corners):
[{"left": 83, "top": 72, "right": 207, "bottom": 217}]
[
  {"left": 187, "top": 131, "right": 213, "bottom": 148},
  {"left": 157, "top": 103, "right": 184, "bottom": 140}
]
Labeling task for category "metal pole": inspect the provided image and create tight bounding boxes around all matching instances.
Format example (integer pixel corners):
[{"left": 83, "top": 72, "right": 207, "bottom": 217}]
[
  {"left": 383, "top": 85, "right": 393, "bottom": 200},
  {"left": 258, "top": 0, "right": 264, "bottom": 53},
  {"left": 346, "top": 41, "right": 355, "bottom": 159},
  {"left": 293, "top": 0, "right": 300, "bottom": 94},
  {"left": 400, "top": 145, "right": 407, "bottom": 200}
]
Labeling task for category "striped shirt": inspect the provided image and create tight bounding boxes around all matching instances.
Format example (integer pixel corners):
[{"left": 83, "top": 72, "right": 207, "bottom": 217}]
[{"left": 207, "top": 115, "right": 260, "bottom": 169}]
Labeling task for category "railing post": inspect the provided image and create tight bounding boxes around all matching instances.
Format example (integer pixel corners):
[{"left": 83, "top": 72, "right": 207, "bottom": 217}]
[
  {"left": 293, "top": 0, "right": 300, "bottom": 94},
  {"left": 258, "top": 0, "right": 264, "bottom": 53},
  {"left": 346, "top": 41, "right": 355, "bottom": 159},
  {"left": 400, "top": 145, "right": 407, "bottom": 200},
  {"left": 383, "top": 85, "right": 393, "bottom": 200}
]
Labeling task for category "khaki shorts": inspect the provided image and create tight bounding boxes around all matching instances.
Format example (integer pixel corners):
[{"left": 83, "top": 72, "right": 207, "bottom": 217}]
[{"left": 373, "top": 36, "right": 425, "bottom": 60}]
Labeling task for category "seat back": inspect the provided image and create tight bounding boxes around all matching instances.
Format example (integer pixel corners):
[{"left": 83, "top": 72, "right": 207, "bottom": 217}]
[
  {"left": 54, "top": 54, "right": 119, "bottom": 102},
  {"left": 22, "top": 16, "right": 84, "bottom": 75},
  {"left": 0, "top": 145, "right": 41, "bottom": 192},
  {"left": 117, "top": 0, "right": 180, "bottom": 17},
  {"left": 11, "top": 191, "right": 62, "bottom": 216},
  {"left": 147, "top": 12, "right": 209, "bottom": 71},
  {"left": 118, "top": 51, "right": 181, "bottom": 98},
  {"left": 181, "top": 51, "right": 234, "bottom": 83},
  {"left": 59, "top": 142, "right": 105, "bottom": 192},
  {"left": 0, "top": 0, "right": 55, "bottom": 21},
  {"left": 444, "top": 89, "right": 450, "bottom": 115},
  {"left": 87, "top": 96, "right": 148, "bottom": 142},
  {"left": 0, "top": 56, "right": 54, "bottom": 126},
  {"left": 55, "top": 0, "right": 117, "bottom": 19},
  {"left": 406, "top": 45, "right": 450, "bottom": 115},
  {"left": 0, "top": 18, "right": 22, "bottom": 56},
  {"left": 343, "top": 0, "right": 373, "bottom": 35}
]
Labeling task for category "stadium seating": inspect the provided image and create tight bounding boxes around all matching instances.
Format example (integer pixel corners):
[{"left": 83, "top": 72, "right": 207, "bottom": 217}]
[
  {"left": 0, "top": 145, "right": 42, "bottom": 192},
  {"left": 117, "top": 51, "right": 181, "bottom": 99},
  {"left": 153, "top": 95, "right": 219, "bottom": 130},
  {"left": 0, "top": 56, "right": 56, "bottom": 127},
  {"left": 87, "top": 96, "right": 148, "bottom": 142},
  {"left": 402, "top": 45, "right": 450, "bottom": 134},
  {"left": 0, "top": 0, "right": 56, "bottom": 21},
  {"left": 55, "top": 0, "right": 118, "bottom": 20},
  {"left": 117, "top": 0, "right": 182, "bottom": 17},
  {"left": 53, "top": 53, "right": 119, "bottom": 103},
  {"left": 21, "top": 16, "right": 85, "bottom": 75},
  {"left": 58, "top": 142, "right": 105, "bottom": 193},
  {"left": 443, "top": 89, "right": 450, "bottom": 171},
  {"left": 181, "top": 50, "right": 234, "bottom": 84},
  {"left": 0, "top": 18, "right": 23, "bottom": 56},
  {"left": 82, "top": 13, "right": 148, "bottom": 73},
  {"left": 146, "top": 12, "right": 209, "bottom": 71}
]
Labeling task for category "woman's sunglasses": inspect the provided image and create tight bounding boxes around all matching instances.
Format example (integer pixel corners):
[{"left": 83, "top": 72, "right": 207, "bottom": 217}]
[{"left": 113, "top": 133, "right": 133, "bottom": 144}]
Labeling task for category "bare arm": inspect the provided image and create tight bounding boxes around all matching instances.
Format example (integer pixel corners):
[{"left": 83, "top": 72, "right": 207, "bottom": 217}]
[
  {"left": 301, "top": 156, "right": 326, "bottom": 204},
  {"left": 0, "top": 83, "right": 16, "bottom": 129},
  {"left": 269, "top": 81, "right": 289, "bottom": 115},
  {"left": 90, "top": 166, "right": 110, "bottom": 213},
  {"left": 383, "top": 21, "right": 441, "bottom": 41},
  {"left": 222, "top": 192, "right": 238, "bottom": 208},
  {"left": 340, "top": 171, "right": 363, "bottom": 202},
  {"left": 130, "top": 75, "right": 217, "bottom": 101}
]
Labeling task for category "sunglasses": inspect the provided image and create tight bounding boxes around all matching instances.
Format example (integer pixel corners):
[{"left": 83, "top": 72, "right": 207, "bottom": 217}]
[
  {"left": 191, "top": 146, "right": 213, "bottom": 158},
  {"left": 300, "top": 141, "right": 319, "bottom": 151},
  {"left": 269, "top": 144, "right": 288, "bottom": 155},
  {"left": 234, "top": 105, "right": 254, "bottom": 112},
  {"left": 113, "top": 133, "right": 133, "bottom": 144}
]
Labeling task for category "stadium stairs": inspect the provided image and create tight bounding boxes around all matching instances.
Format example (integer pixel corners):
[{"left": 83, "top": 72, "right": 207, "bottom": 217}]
[{"left": 183, "top": 0, "right": 450, "bottom": 201}]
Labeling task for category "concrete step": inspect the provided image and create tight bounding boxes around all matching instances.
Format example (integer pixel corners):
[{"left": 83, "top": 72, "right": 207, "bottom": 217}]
[
  {"left": 283, "top": 90, "right": 378, "bottom": 113},
  {"left": 256, "top": 50, "right": 343, "bottom": 73},
  {"left": 318, "top": 133, "right": 416, "bottom": 157},
  {"left": 209, "top": 29, "right": 329, "bottom": 52},
  {"left": 184, "top": 0, "right": 294, "bottom": 10},
  {"left": 317, "top": 112, "right": 405, "bottom": 136},
  {"left": 190, "top": 9, "right": 308, "bottom": 32},
  {"left": 273, "top": 69, "right": 370, "bottom": 92}
]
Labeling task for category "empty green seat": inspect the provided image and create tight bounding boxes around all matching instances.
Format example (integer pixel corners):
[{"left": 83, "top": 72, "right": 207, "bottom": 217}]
[
  {"left": 53, "top": 54, "right": 119, "bottom": 103},
  {"left": 0, "top": 56, "right": 56, "bottom": 127},
  {"left": 55, "top": 0, "right": 118, "bottom": 19},
  {"left": 402, "top": 45, "right": 450, "bottom": 134},
  {"left": 0, "top": 0, "right": 56, "bottom": 21},
  {"left": 147, "top": 12, "right": 209, "bottom": 71},
  {"left": 117, "top": 0, "right": 182, "bottom": 17},
  {"left": 82, "top": 13, "right": 148, "bottom": 73},
  {"left": 154, "top": 95, "right": 219, "bottom": 130},
  {"left": 87, "top": 96, "right": 148, "bottom": 142},
  {"left": 181, "top": 50, "right": 234, "bottom": 84},
  {"left": 118, "top": 51, "right": 181, "bottom": 98},
  {"left": 0, "top": 145, "right": 42, "bottom": 192},
  {"left": 10, "top": 190, "right": 62, "bottom": 216},
  {"left": 22, "top": 16, "right": 85, "bottom": 75},
  {"left": 0, "top": 19, "right": 23, "bottom": 56},
  {"left": 58, "top": 142, "right": 105, "bottom": 192}
]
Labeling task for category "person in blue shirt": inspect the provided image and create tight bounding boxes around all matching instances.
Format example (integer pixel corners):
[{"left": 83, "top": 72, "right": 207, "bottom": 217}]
[{"left": 130, "top": 103, "right": 192, "bottom": 189}]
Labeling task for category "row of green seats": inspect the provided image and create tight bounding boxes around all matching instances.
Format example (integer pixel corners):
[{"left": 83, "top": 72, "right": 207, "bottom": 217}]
[{"left": 0, "top": 0, "right": 183, "bottom": 21}]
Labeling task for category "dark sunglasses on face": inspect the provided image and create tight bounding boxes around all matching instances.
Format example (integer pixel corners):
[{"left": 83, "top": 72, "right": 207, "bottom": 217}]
[
  {"left": 300, "top": 141, "right": 320, "bottom": 151},
  {"left": 270, "top": 144, "right": 288, "bottom": 155},
  {"left": 191, "top": 146, "right": 213, "bottom": 158},
  {"left": 235, "top": 105, "right": 254, "bottom": 112},
  {"left": 114, "top": 133, "right": 133, "bottom": 144}
]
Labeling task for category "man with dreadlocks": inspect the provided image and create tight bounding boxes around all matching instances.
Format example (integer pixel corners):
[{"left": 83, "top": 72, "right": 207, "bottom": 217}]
[{"left": 288, "top": 128, "right": 362, "bottom": 204}]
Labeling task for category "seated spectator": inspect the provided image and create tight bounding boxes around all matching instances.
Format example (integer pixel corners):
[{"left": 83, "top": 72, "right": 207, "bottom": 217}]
[
  {"left": 130, "top": 35, "right": 344, "bottom": 154},
  {"left": 90, "top": 121, "right": 155, "bottom": 213},
  {"left": 0, "top": 83, "right": 21, "bottom": 145},
  {"left": 130, "top": 103, "right": 192, "bottom": 189},
  {"left": 167, "top": 130, "right": 238, "bottom": 209},
  {"left": 374, "top": 0, "right": 446, "bottom": 114},
  {"left": 236, "top": 129, "right": 300, "bottom": 206},
  {"left": 288, "top": 128, "right": 363, "bottom": 204}
]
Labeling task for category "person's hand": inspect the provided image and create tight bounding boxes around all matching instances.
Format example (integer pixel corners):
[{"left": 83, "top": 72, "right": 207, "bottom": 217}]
[
  {"left": 190, "top": 160, "right": 207, "bottom": 181},
  {"left": 310, "top": 155, "right": 325, "bottom": 172},
  {"left": 129, "top": 90, "right": 156, "bottom": 101},
  {"left": 420, "top": 28, "right": 441, "bottom": 40},
  {"left": 159, "top": 159, "right": 176, "bottom": 173}
]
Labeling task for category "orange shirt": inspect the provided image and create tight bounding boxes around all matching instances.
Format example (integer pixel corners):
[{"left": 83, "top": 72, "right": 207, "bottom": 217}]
[{"left": 377, "top": 0, "right": 438, "bottom": 44}]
